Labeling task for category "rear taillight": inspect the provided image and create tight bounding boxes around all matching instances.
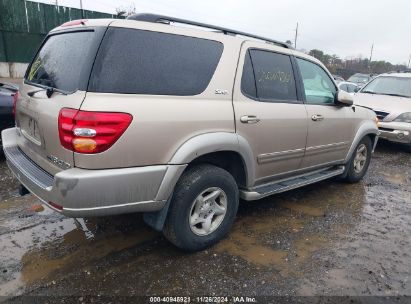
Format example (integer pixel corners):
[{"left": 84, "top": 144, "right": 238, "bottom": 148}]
[
  {"left": 58, "top": 108, "right": 132, "bottom": 154},
  {"left": 12, "top": 91, "right": 19, "bottom": 117}
]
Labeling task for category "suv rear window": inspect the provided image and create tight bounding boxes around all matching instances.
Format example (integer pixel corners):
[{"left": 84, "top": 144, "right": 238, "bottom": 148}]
[
  {"left": 26, "top": 31, "right": 98, "bottom": 92},
  {"left": 88, "top": 28, "right": 224, "bottom": 96}
]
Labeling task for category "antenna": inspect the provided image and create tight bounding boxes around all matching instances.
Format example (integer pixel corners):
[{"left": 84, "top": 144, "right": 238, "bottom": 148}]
[{"left": 294, "top": 22, "right": 299, "bottom": 49}]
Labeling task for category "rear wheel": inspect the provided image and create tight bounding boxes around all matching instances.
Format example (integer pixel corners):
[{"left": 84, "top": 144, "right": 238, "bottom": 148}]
[
  {"left": 163, "top": 164, "right": 239, "bottom": 251},
  {"left": 343, "top": 136, "right": 372, "bottom": 183}
]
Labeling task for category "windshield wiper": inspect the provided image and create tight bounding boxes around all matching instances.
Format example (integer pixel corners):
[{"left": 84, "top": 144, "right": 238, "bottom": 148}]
[
  {"left": 27, "top": 85, "right": 75, "bottom": 98},
  {"left": 380, "top": 93, "right": 409, "bottom": 98},
  {"left": 361, "top": 90, "right": 375, "bottom": 94}
]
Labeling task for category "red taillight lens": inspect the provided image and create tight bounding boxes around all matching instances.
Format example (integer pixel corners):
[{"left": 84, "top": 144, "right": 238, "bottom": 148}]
[
  {"left": 58, "top": 108, "right": 132, "bottom": 154},
  {"left": 12, "top": 91, "right": 19, "bottom": 117}
]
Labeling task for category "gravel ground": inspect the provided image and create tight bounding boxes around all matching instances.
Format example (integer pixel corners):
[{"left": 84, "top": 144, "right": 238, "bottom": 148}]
[{"left": 0, "top": 141, "right": 410, "bottom": 303}]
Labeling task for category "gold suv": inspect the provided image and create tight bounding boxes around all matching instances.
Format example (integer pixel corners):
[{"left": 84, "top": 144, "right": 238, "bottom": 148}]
[{"left": 2, "top": 14, "right": 378, "bottom": 251}]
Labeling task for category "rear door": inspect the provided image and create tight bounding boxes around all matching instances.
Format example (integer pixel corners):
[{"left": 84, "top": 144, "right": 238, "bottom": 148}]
[
  {"left": 17, "top": 28, "right": 105, "bottom": 175},
  {"left": 233, "top": 43, "right": 308, "bottom": 185}
]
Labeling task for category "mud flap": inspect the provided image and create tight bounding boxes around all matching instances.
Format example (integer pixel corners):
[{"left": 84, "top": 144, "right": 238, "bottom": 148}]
[{"left": 143, "top": 196, "right": 172, "bottom": 232}]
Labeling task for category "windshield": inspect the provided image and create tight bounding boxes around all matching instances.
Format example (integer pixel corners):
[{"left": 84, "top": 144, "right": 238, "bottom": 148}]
[
  {"left": 361, "top": 76, "right": 411, "bottom": 98},
  {"left": 26, "top": 31, "right": 96, "bottom": 92},
  {"left": 348, "top": 75, "right": 370, "bottom": 83}
]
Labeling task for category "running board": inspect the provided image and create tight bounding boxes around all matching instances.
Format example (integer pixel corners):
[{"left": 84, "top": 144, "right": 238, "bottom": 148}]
[{"left": 240, "top": 166, "right": 345, "bottom": 201}]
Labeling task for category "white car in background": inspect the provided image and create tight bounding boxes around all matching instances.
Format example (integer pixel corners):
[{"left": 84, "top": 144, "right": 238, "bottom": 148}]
[{"left": 354, "top": 73, "right": 411, "bottom": 147}]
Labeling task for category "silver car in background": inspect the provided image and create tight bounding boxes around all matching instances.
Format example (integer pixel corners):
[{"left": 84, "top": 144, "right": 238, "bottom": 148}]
[{"left": 354, "top": 73, "right": 411, "bottom": 146}]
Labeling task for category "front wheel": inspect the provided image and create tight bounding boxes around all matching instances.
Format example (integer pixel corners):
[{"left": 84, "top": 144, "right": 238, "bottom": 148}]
[
  {"left": 163, "top": 164, "right": 239, "bottom": 252},
  {"left": 342, "top": 136, "right": 372, "bottom": 183}
]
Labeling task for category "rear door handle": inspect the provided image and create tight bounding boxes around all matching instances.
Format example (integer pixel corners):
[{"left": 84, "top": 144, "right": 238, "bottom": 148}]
[
  {"left": 311, "top": 114, "right": 324, "bottom": 121},
  {"left": 240, "top": 115, "right": 260, "bottom": 124}
]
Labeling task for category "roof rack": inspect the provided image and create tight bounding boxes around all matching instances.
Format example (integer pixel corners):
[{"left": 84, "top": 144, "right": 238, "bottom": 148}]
[{"left": 126, "top": 13, "right": 291, "bottom": 49}]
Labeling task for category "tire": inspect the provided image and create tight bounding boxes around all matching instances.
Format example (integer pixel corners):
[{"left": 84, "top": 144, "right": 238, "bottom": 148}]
[
  {"left": 343, "top": 136, "right": 372, "bottom": 183},
  {"left": 163, "top": 164, "right": 239, "bottom": 252}
]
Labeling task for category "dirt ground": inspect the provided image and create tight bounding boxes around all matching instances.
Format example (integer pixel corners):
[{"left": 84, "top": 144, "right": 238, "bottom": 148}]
[{"left": 0, "top": 141, "right": 410, "bottom": 302}]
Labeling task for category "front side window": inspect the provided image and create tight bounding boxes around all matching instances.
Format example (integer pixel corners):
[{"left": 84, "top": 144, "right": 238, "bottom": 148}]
[
  {"left": 297, "top": 58, "right": 336, "bottom": 104},
  {"left": 89, "top": 28, "right": 224, "bottom": 96}
]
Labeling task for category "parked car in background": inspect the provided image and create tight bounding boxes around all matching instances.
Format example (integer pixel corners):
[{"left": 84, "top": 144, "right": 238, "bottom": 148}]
[
  {"left": 2, "top": 14, "right": 379, "bottom": 251},
  {"left": 348, "top": 73, "right": 373, "bottom": 88},
  {"left": 338, "top": 81, "right": 360, "bottom": 95},
  {"left": 332, "top": 75, "right": 345, "bottom": 84},
  {"left": 0, "top": 83, "right": 18, "bottom": 148},
  {"left": 354, "top": 73, "right": 411, "bottom": 147}
]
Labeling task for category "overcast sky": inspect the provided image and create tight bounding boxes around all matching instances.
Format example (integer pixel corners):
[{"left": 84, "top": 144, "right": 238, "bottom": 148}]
[{"left": 33, "top": 0, "right": 411, "bottom": 65}]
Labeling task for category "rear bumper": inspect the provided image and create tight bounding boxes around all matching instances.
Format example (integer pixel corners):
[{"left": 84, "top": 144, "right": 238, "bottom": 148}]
[
  {"left": 1, "top": 128, "right": 186, "bottom": 217},
  {"left": 378, "top": 121, "right": 411, "bottom": 144}
]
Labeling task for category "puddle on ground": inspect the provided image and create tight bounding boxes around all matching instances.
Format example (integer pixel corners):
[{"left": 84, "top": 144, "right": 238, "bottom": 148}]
[
  {"left": 0, "top": 194, "right": 159, "bottom": 296},
  {"left": 279, "top": 201, "right": 325, "bottom": 217},
  {"left": 215, "top": 226, "right": 288, "bottom": 268},
  {"left": 380, "top": 171, "right": 409, "bottom": 184},
  {"left": 215, "top": 180, "right": 367, "bottom": 275},
  {"left": 0, "top": 156, "right": 20, "bottom": 202}
]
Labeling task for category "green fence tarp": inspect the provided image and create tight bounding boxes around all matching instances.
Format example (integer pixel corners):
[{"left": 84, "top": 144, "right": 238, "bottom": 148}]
[{"left": 0, "top": 0, "right": 121, "bottom": 63}]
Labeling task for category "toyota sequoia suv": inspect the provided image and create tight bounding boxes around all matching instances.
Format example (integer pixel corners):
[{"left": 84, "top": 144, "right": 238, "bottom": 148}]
[{"left": 1, "top": 14, "right": 379, "bottom": 251}]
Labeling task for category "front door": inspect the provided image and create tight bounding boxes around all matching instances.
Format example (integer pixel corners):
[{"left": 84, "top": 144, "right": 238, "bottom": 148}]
[
  {"left": 233, "top": 43, "right": 308, "bottom": 186},
  {"left": 295, "top": 57, "right": 353, "bottom": 169}
]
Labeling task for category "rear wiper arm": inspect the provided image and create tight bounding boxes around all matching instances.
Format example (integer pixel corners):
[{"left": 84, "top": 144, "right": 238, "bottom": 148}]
[
  {"left": 27, "top": 86, "right": 75, "bottom": 98},
  {"left": 0, "top": 82, "right": 18, "bottom": 91}
]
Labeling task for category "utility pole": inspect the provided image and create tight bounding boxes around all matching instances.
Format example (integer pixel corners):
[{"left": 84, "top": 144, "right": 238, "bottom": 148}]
[
  {"left": 80, "top": 0, "right": 84, "bottom": 18},
  {"left": 369, "top": 43, "right": 374, "bottom": 62},
  {"left": 369, "top": 43, "right": 374, "bottom": 73},
  {"left": 294, "top": 22, "right": 299, "bottom": 49}
]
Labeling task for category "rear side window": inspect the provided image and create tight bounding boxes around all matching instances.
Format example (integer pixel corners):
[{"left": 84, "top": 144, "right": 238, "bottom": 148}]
[
  {"left": 241, "top": 49, "right": 297, "bottom": 102},
  {"left": 89, "top": 28, "right": 224, "bottom": 95},
  {"left": 241, "top": 51, "right": 257, "bottom": 99},
  {"left": 26, "top": 31, "right": 97, "bottom": 92}
]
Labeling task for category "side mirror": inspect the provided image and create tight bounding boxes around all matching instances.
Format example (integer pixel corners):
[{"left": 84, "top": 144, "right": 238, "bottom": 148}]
[
  {"left": 336, "top": 90, "right": 354, "bottom": 106},
  {"left": 354, "top": 87, "right": 360, "bottom": 93}
]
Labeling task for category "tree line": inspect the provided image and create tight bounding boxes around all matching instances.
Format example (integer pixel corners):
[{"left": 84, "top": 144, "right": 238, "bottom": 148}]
[{"left": 307, "top": 49, "right": 408, "bottom": 79}]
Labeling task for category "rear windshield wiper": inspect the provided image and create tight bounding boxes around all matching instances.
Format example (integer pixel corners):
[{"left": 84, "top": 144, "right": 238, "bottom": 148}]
[
  {"left": 0, "top": 82, "right": 18, "bottom": 92},
  {"left": 27, "top": 85, "right": 76, "bottom": 98}
]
